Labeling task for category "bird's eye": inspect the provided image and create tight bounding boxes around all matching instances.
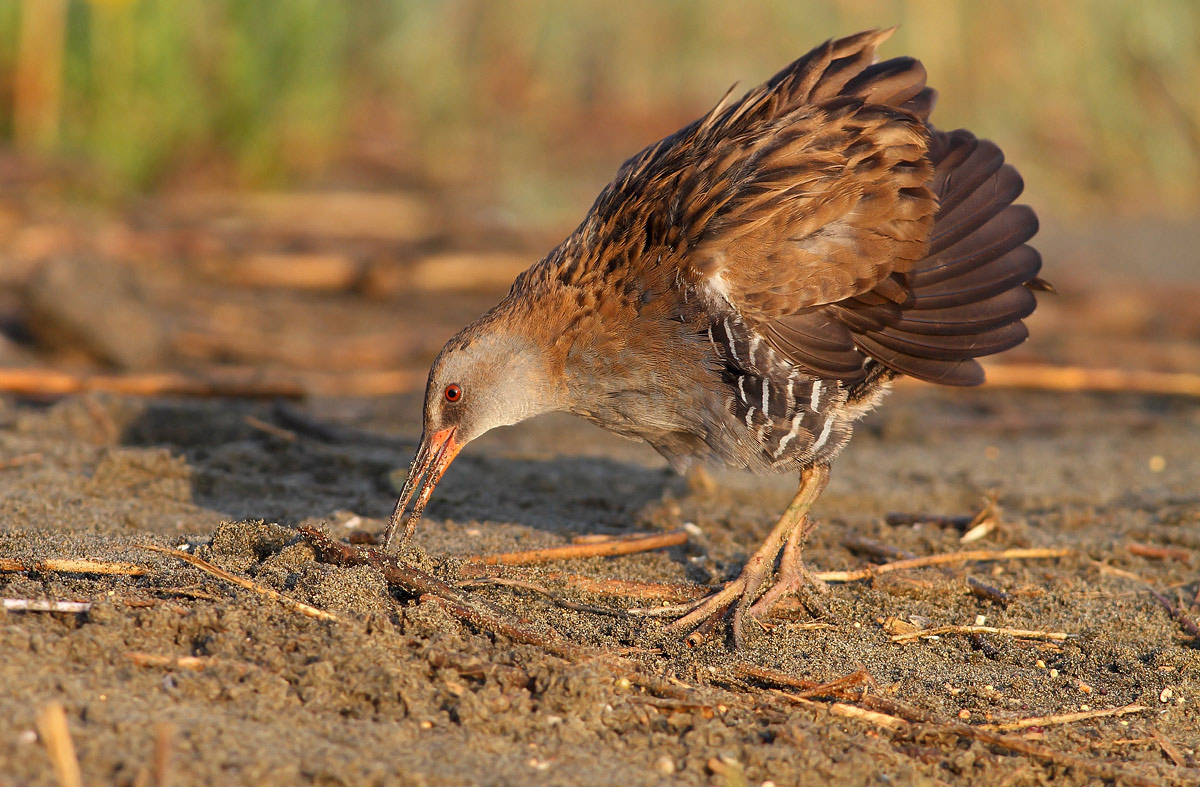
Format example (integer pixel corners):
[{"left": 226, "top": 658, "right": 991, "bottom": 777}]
[{"left": 444, "top": 384, "right": 462, "bottom": 403}]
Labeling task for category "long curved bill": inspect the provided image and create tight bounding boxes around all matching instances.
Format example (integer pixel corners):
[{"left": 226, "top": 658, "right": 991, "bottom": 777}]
[{"left": 382, "top": 427, "right": 463, "bottom": 551}]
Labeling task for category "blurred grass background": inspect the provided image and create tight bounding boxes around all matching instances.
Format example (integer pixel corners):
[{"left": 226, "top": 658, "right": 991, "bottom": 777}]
[{"left": 0, "top": 0, "right": 1198, "bottom": 225}]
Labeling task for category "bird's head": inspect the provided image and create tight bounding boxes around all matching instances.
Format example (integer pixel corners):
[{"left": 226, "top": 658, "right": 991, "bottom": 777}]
[{"left": 383, "top": 322, "right": 562, "bottom": 550}]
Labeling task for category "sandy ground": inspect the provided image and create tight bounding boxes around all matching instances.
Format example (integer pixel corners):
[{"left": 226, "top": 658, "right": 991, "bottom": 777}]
[{"left": 0, "top": 378, "right": 1197, "bottom": 786}]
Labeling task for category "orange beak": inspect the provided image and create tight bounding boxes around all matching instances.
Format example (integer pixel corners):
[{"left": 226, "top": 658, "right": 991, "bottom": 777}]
[{"left": 382, "top": 427, "right": 464, "bottom": 551}]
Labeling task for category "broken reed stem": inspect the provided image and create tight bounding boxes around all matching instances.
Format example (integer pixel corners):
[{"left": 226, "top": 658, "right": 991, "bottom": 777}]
[
  {"left": 35, "top": 702, "right": 83, "bottom": 787},
  {"left": 890, "top": 624, "right": 1074, "bottom": 643},
  {"left": 816, "top": 547, "right": 1071, "bottom": 583},
  {"left": 3, "top": 599, "right": 90, "bottom": 613},
  {"left": 137, "top": 544, "right": 339, "bottom": 622},
  {"left": 0, "top": 557, "right": 147, "bottom": 576},
  {"left": 984, "top": 703, "right": 1149, "bottom": 731},
  {"left": 463, "top": 529, "right": 688, "bottom": 566},
  {"left": 784, "top": 694, "right": 909, "bottom": 729}
]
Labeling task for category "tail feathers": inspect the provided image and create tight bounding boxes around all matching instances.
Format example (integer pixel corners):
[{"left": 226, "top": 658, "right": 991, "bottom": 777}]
[{"left": 852, "top": 128, "right": 1041, "bottom": 386}]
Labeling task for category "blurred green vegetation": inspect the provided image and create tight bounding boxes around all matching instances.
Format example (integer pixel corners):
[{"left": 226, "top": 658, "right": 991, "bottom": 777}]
[{"left": 1, "top": 0, "right": 1197, "bottom": 221}]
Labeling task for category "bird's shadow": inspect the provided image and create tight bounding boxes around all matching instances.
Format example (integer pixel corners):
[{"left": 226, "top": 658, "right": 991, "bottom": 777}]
[{"left": 119, "top": 399, "right": 681, "bottom": 537}]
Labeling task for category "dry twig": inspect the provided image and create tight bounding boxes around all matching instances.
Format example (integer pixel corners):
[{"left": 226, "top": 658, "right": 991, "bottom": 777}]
[
  {"left": 36, "top": 702, "right": 82, "bottom": 787},
  {"left": 243, "top": 415, "right": 297, "bottom": 442},
  {"left": 1090, "top": 560, "right": 1153, "bottom": 584},
  {"left": 3, "top": 599, "right": 90, "bottom": 613},
  {"left": 0, "top": 557, "right": 146, "bottom": 576},
  {"left": 152, "top": 723, "right": 175, "bottom": 787},
  {"left": 890, "top": 624, "right": 1074, "bottom": 644},
  {"left": 983, "top": 703, "right": 1149, "bottom": 731},
  {"left": 816, "top": 547, "right": 1071, "bottom": 583},
  {"left": 126, "top": 651, "right": 256, "bottom": 675},
  {"left": 784, "top": 693, "right": 909, "bottom": 729},
  {"left": 1128, "top": 541, "right": 1192, "bottom": 564},
  {"left": 299, "top": 527, "right": 600, "bottom": 661},
  {"left": 1150, "top": 727, "right": 1190, "bottom": 768},
  {"left": 463, "top": 529, "right": 688, "bottom": 566},
  {"left": 1148, "top": 588, "right": 1200, "bottom": 641},
  {"left": 137, "top": 544, "right": 339, "bottom": 622}
]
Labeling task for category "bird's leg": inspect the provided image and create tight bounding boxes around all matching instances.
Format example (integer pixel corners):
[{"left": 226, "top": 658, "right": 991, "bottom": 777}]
[
  {"left": 666, "top": 463, "right": 830, "bottom": 647},
  {"left": 745, "top": 505, "right": 828, "bottom": 621}
]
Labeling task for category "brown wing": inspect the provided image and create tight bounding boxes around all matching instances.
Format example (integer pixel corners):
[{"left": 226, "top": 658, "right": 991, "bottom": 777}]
[{"left": 553, "top": 29, "right": 1038, "bottom": 385}]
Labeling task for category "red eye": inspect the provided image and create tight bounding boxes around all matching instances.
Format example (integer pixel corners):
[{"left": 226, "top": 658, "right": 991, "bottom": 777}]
[{"left": 444, "top": 384, "right": 462, "bottom": 402}]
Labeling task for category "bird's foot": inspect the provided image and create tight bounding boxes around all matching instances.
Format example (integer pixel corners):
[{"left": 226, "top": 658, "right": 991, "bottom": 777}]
[
  {"left": 664, "top": 536, "right": 782, "bottom": 648},
  {"left": 746, "top": 557, "right": 829, "bottom": 621},
  {"left": 656, "top": 465, "right": 832, "bottom": 648},
  {"left": 664, "top": 514, "right": 827, "bottom": 648}
]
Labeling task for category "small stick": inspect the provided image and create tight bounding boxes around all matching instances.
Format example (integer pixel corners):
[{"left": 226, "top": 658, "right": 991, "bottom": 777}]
[
  {"left": 781, "top": 668, "right": 873, "bottom": 699},
  {"left": 967, "top": 577, "right": 1011, "bottom": 605},
  {"left": 783, "top": 693, "right": 908, "bottom": 729},
  {"left": 300, "top": 527, "right": 599, "bottom": 661},
  {"left": 0, "top": 452, "right": 43, "bottom": 470},
  {"left": 983, "top": 703, "right": 1148, "bottom": 731},
  {"left": 422, "top": 595, "right": 596, "bottom": 661},
  {"left": 1128, "top": 542, "right": 1192, "bottom": 564},
  {"left": 1150, "top": 726, "right": 1189, "bottom": 768},
  {"left": 243, "top": 415, "right": 297, "bottom": 442},
  {"left": 1148, "top": 588, "right": 1200, "bottom": 640},
  {"left": 1091, "top": 560, "right": 1153, "bottom": 584},
  {"left": 137, "top": 544, "right": 339, "bottom": 622},
  {"left": 734, "top": 663, "right": 821, "bottom": 691},
  {"left": 463, "top": 529, "right": 688, "bottom": 566},
  {"left": 816, "top": 547, "right": 1071, "bottom": 583},
  {"left": 890, "top": 624, "right": 1074, "bottom": 643},
  {"left": 3, "top": 599, "right": 90, "bottom": 613},
  {"left": 843, "top": 535, "right": 915, "bottom": 561},
  {"left": 0, "top": 557, "right": 147, "bottom": 576},
  {"left": 125, "top": 651, "right": 255, "bottom": 675},
  {"left": 457, "top": 576, "right": 630, "bottom": 617},
  {"left": 153, "top": 723, "right": 175, "bottom": 787},
  {"left": 35, "top": 702, "right": 83, "bottom": 787}
]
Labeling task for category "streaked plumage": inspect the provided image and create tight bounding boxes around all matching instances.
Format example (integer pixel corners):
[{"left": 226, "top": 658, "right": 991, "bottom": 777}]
[{"left": 384, "top": 29, "right": 1044, "bottom": 646}]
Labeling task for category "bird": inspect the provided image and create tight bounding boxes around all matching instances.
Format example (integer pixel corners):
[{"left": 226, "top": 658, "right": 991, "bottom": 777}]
[{"left": 382, "top": 28, "right": 1044, "bottom": 647}]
